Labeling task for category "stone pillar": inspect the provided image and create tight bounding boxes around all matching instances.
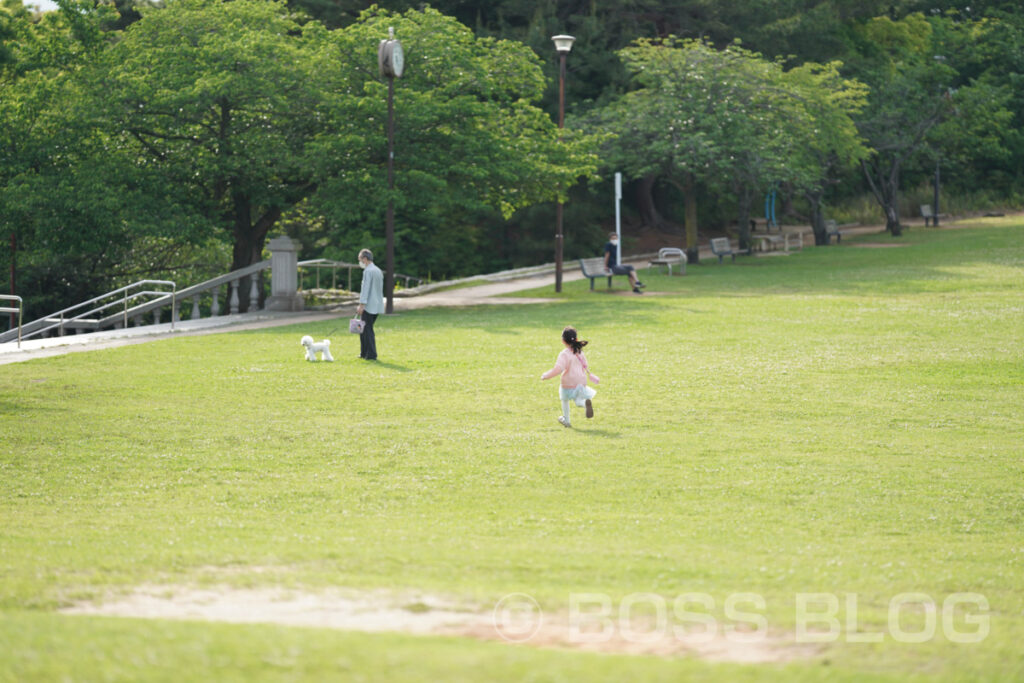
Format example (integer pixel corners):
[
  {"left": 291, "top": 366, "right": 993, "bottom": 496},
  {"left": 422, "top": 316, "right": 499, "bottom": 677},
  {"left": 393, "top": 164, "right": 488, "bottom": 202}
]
[{"left": 265, "top": 236, "right": 304, "bottom": 312}]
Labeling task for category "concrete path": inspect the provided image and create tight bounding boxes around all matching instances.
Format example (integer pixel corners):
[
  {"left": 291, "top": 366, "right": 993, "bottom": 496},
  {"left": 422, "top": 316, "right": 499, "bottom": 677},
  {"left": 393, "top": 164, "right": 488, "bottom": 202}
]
[{"left": 0, "top": 259, "right": 603, "bottom": 365}]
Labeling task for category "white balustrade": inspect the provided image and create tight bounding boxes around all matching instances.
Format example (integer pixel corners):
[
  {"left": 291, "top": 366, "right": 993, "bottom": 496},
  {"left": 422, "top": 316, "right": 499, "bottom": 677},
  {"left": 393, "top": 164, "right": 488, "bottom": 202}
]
[{"left": 249, "top": 275, "right": 260, "bottom": 311}]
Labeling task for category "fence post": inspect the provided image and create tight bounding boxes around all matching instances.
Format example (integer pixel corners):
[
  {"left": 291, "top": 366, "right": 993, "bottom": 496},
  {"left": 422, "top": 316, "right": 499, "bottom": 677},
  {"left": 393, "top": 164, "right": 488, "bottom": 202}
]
[{"left": 265, "top": 236, "right": 304, "bottom": 312}]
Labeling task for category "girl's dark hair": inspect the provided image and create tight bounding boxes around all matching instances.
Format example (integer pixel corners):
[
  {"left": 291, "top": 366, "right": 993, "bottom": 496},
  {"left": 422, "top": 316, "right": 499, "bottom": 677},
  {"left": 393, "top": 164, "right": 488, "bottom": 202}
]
[{"left": 562, "top": 326, "right": 588, "bottom": 354}]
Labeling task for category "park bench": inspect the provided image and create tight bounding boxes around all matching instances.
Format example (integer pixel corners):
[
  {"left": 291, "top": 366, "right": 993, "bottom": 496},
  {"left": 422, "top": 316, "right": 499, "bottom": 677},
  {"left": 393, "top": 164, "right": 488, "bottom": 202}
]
[
  {"left": 709, "top": 237, "right": 736, "bottom": 263},
  {"left": 824, "top": 219, "right": 846, "bottom": 244},
  {"left": 579, "top": 257, "right": 629, "bottom": 291},
  {"left": 648, "top": 247, "right": 686, "bottom": 276},
  {"left": 751, "top": 234, "right": 785, "bottom": 252},
  {"left": 752, "top": 231, "right": 806, "bottom": 253},
  {"left": 920, "top": 204, "right": 947, "bottom": 226}
]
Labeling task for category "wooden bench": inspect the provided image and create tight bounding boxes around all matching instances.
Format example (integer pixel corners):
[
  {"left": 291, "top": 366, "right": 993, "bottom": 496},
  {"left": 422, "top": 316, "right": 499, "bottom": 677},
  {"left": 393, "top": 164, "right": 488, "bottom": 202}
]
[
  {"left": 824, "top": 219, "right": 844, "bottom": 244},
  {"left": 579, "top": 257, "right": 628, "bottom": 290},
  {"left": 785, "top": 231, "right": 805, "bottom": 251},
  {"left": 920, "top": 204, "right": 947, "bottom": 226},
  {"left": 750, "top": 217, "right": 779, "bottom": 232},
  {"left": 648, "top": 247, "right": 686, "bottom": 276},
  {"left": 710, "top": 237, "right": 736, "bottom": 263},
  {"left": 751, "top": 234, "right": 785, "bottom": 252}
]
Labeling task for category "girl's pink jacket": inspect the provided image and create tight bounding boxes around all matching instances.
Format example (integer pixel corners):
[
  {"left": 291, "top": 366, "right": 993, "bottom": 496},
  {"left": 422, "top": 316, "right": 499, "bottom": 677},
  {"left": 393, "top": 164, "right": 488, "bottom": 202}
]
[{"left": 541, "top": 349, "right": 600, "bottom": 388}]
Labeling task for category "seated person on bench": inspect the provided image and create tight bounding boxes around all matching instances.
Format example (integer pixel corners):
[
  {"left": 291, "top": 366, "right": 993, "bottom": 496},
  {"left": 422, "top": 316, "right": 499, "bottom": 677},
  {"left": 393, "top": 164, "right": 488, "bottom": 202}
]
[{"left": 603, "top": 232, "right": 645, "bottom": 294}]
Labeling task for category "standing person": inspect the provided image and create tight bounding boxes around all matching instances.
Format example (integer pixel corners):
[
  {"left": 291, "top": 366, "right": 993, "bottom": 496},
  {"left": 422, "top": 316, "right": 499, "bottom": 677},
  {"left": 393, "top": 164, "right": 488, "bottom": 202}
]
[
  {"left": 603, "top": 232, "right": 645, "bottom": 294},
  {"left": 356, "top": 248, "right": 384, "bottom": 361},
  {"left": 540, "top": 326, "right": 600, "bottom": 428}
]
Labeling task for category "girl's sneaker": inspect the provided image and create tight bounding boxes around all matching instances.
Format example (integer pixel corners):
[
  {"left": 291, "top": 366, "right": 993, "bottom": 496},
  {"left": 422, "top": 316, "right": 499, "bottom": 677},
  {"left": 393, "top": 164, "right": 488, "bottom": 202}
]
[
  {"left": 558, "top": 416, "right": 571, "bottom": 428},
  {"left": 585, "top": 399, "right": 594, "bottom": 418}
]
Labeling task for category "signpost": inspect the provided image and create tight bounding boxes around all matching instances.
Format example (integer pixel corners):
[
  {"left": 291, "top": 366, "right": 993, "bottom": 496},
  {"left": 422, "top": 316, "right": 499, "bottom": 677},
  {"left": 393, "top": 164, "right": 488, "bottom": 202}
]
[{"left": 614, "top": 172, "right": 622, "bottom": 266}]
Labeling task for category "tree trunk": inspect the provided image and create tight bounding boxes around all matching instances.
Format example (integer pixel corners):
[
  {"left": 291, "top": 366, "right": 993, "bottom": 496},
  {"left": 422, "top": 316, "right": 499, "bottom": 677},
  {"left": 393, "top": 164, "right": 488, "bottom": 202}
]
[
  {"left": 231, "top": 193, "right": 281, "bottom": 312},
  {"left": 806, "top": 190, "right": 827, "bottom": 246},
  {"left": 862, "top": 158, "right": 903, "bottom": 237},
  {"left": 735, "top": 184, "right": 753, "bottom": 252},
  {"left": 683, "top": 173, "right": 699, "bottom": 264},
  {"left": 635, "top": 173, "right": 665, "bottom": 230}
]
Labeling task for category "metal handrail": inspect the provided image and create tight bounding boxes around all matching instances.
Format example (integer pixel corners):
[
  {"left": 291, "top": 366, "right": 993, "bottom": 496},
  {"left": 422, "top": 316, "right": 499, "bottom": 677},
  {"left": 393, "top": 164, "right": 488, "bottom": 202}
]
[
  {"left": 0, "top": 281, "right": 175, "bottom": 344},
  {"left": 38, "top": 283, "right": 175, "bottom": 340},
  {"left": 298, "top": 259, "right": 359, "bottom": 292},
  {"left": 0, "top": 295, "right": 23, "bottom": 348}
]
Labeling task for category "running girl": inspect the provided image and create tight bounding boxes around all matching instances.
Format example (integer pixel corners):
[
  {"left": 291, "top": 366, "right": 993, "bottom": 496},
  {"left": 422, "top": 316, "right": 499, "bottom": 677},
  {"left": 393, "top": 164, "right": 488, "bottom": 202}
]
[{"left": 540, "top": 326, "right": 600, "bottom": 427}]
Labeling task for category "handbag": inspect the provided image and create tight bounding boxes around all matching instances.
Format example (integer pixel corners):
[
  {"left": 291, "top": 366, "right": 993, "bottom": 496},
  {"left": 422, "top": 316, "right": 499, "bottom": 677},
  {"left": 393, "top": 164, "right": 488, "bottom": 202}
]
[{"left": 349, "top": 316, "right": 365, "bottom": 334}]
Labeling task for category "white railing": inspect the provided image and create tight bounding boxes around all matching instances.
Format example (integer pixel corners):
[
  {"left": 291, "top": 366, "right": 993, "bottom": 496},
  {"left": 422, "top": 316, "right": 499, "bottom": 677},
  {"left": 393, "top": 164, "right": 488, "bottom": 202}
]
[
  {"left": 172, "top": 260, "right": 269, "bottom": 323},
  {"left": 1, "top": 245, "right": 427, "bottom": 343},
  {"left": 0, "top": 262, "right": 276, "bottom": 345},
  {"left": 0, "top": 281, "right": 175, "bottom": 344},
  {"left": 0, "top": 295, "right": 23, "bottom": 348},
  {"left": 298, "top": 259, "right": 422, "bottom": 293}
]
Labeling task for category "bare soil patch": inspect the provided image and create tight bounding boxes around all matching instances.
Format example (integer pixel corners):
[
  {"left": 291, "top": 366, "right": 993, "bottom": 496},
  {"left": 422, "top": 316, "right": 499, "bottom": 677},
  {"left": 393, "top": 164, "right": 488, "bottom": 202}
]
[{"left": 61, "top": 585, "right": 819, "bottom": 664}]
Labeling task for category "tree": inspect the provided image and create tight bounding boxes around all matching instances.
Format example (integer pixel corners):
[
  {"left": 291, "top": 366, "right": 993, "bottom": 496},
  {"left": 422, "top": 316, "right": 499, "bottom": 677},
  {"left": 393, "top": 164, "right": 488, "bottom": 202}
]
[
  {"left": 78, "top": 0, "right": 334, "bottom": 310},
  {"left": 310, "top": 7, "right": 603, "bottom": 278},
  {"left": 847, "top": 13, "right": 955, "bottom": 235},
  {"left": 782, "top": 61, "right": 870, "bottom": 245},
  {"left": 75, "top": 1, "right": 598, "bottom": 303},
  {"left": 923, "top": 8, "right": 1023, "bottom": 197},
  {"left": 0, "top": 0, "right": 127, "bottom": 322},
  {"left": 587, "top": 38, "right": 859, "bottom": 256}
]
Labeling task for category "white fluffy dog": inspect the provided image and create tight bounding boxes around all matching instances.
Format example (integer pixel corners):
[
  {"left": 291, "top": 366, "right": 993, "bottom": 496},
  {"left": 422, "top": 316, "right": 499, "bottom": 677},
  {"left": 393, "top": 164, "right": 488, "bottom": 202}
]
[{"left": 301, "top": 335, "right": 334, "bottom": 362}]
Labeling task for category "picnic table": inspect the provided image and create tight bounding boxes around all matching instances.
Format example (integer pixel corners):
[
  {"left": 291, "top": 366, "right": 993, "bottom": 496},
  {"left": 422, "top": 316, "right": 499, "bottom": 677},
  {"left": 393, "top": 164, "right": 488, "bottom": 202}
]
[{"left": 751, "top": 232, "right": 804, "bottom": 253}]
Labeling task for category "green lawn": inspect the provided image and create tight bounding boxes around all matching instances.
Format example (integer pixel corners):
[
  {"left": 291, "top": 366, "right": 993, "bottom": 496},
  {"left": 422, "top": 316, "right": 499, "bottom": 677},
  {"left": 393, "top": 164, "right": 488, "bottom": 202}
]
[{"left": 1, "top": 218, "right": 1022, "bottom": 681}]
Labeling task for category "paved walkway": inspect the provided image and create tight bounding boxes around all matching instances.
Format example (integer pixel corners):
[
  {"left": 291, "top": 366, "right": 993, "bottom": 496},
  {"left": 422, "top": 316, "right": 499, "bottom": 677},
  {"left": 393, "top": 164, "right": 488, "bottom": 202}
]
[
  {"left": 0, "top": 260, "right": 603, "bottom": 365},
  {"left": 0, "top": 225, "right": 886, "bottom": 366}
]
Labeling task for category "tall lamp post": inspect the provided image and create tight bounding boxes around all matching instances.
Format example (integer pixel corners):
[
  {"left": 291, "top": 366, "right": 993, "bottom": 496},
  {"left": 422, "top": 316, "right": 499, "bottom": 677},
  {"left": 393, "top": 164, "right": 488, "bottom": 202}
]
[
  {"left": 551, "top": 34, "right": 574, "bottom": 293},
  {"left": 379, "top": 27, "right": 404, "bottom": 314}
]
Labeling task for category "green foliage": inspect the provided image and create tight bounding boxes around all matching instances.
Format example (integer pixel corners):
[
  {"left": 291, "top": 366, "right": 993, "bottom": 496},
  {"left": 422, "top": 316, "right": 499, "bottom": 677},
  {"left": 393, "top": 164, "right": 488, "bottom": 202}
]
[
  {"left": 84, "top": 0, "right": 332, "bottom": 276},
  {"left": 586, "top": 38, "right": 867, "bottom": 247},
  {"left": 5, "top": 0, "right": 1024, "bottom": 317},
  {"left": 306, "top": 6, "right": 602, "bottom": 279},
  {"left": 845, "top": 14, "right": 960, "bottom": 233},
  {"left": 0, "top": 0, "right": 136, "bottom": 320},
  {"left": 2, "top": 1, "right": 599, "bottom": 318}
]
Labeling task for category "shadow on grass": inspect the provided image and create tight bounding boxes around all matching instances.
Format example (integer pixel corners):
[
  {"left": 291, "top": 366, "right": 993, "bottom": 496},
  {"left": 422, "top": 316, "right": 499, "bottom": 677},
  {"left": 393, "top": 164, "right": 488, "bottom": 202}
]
[
  {"left": 572, "top": 427, "right": 621, "bottom": 438},
  {"left": 372, "top": 360, "right": 413, "bottom": 373}
]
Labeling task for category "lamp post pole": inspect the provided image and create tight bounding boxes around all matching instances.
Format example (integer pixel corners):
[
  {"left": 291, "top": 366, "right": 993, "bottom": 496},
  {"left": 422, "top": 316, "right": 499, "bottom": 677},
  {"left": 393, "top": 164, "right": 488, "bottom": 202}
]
[
  {"left": 379, "top": 27, "right": 404, "bottom": 314},
  {"left": 385, "top": 74, "right": 396, "bottom": 313},
  {"left": 552, "top": 34, "right": 574, "bottom": 293}
]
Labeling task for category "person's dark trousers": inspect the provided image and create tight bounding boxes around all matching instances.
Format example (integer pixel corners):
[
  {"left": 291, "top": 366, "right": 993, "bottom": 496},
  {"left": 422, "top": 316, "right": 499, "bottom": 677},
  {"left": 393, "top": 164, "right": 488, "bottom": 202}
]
[{"left": 359, "top": 311, "right": 378, "bottom": 360}]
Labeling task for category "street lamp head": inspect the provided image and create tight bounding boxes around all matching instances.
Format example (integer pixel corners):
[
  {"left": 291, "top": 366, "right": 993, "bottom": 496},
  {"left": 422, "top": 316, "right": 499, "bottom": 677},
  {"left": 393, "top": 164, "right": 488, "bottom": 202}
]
[{"left": 552, "top": 34, "right": 575, "bottom": 54}]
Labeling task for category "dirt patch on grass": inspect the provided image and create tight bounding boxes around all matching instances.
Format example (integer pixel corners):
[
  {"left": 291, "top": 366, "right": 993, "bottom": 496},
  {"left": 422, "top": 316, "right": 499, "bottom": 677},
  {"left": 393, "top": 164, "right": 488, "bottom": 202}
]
[{"left": 61, "top": 585, "right": 819, "bottom": 664}]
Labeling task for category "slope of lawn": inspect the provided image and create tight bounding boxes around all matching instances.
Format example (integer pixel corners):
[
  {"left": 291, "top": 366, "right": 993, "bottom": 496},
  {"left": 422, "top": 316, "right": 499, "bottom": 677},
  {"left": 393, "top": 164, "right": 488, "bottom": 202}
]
[{"left": 1, "top": 218, "right": 1021, "bottom": 681}]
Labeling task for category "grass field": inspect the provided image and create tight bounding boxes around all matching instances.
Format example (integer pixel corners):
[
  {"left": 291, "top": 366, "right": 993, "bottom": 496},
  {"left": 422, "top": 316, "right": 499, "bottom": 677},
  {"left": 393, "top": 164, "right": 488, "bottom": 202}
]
[{"left": 1, "top": 218, "right": 1022, "bottom": 681}]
